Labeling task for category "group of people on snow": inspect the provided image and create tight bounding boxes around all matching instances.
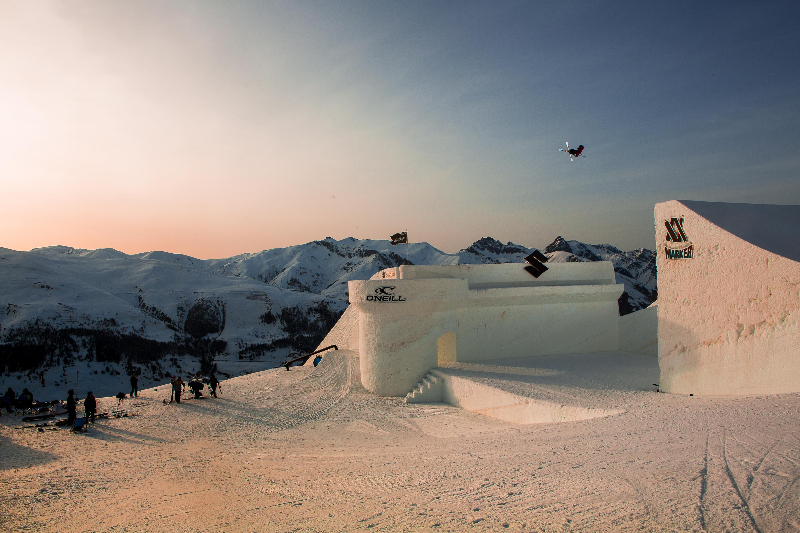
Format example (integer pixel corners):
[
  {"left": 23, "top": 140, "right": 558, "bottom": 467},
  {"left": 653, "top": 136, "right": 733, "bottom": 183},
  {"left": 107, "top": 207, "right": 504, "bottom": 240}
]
[
  {"left": 1, "top": 386, "right": 94, "bottom": 428},
  {"left": 2, "top": 371, "right": 222, "bottom": 431},
  {"left": 169, "top": 373, "right": 220, "bottom": 404},
  {"left": 1, "top": 387, "right": 34, "bottom": 414},
  {"left": 62, "top": 389, "right": 97, "bottom": 427}
]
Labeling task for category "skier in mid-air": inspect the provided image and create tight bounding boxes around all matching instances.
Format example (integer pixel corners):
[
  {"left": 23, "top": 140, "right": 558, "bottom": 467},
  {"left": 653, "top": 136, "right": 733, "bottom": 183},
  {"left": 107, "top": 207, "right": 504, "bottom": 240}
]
[
  {"left": 567, "top": 144, "right": 584, "bottom": 157},
  {"left": 560, "top": 142, "right": 585, "bottom": 160}
]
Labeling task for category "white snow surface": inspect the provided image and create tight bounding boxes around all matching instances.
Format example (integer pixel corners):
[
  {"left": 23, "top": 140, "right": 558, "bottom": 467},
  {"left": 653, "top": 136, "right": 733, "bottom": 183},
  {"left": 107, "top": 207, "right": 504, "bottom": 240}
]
[
  {"left": 0, "top": 244, "right": 344, "bottom": 398},
  {"left": 1, "top": 236, "right": 656, "bottom": 399},
  {"left": 1, "top": 351, "right": 798, "bottom": 532}
]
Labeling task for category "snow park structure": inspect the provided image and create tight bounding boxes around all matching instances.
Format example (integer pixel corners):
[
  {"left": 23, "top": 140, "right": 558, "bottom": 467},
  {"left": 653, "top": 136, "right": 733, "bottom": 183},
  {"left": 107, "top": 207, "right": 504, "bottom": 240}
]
[
  {"left": 343, "top": 262, "right": 625, "bottom": 397},
  {"left": 655, "top": 200, "right": 800, "bottom": 396}
]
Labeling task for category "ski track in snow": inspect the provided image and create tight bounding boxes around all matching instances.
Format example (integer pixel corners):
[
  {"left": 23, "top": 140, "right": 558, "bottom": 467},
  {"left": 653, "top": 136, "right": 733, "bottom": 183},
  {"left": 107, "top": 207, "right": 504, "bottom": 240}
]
[{"left": 1, "top": 352, "right": 799, "bottom": 532}]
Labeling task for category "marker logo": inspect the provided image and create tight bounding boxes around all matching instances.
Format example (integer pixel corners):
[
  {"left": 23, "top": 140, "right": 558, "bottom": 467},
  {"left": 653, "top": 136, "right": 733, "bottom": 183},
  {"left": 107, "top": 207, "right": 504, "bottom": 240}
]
[
  {"left": 664, "top": 217, "right": 693, "bottom": 259},
  {"left": 664, "top": 217, "right": 688, "bottom": 243}
]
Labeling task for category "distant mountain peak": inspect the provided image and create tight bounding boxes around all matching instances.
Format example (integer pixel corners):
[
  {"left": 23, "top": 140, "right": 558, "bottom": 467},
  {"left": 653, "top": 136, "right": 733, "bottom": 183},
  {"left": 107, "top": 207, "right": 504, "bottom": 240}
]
[
  {"left": 31, "top": 245, "right": 77, "bottom": 254},
  {"left": 464, "top": 237, "right": 529, "bottom": 257},
  {"left": 544, "top": 236, "right": 572, "bottom": 254}
]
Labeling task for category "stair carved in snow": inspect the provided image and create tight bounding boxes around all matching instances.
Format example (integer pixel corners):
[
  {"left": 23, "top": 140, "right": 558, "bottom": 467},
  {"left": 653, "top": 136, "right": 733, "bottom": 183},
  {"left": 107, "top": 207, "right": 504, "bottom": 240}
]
[{"left": 404, "top": 371, "right": 444, "bottom": 404}]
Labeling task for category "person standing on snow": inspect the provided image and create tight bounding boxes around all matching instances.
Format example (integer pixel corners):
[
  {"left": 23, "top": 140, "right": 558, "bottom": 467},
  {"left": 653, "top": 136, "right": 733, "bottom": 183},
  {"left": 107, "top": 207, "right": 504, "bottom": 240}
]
[
  {"left": 84, "top": 391, "right": 97, "bottom": 423},
  {"left": 66, "top": 390, "right": 77, "bottom": 427},
  {"left": 130, "top": 373, "right": 139, "bottom": 398},
  {"left": 209, "top": 374, "right": 220, "bottom": 398},
  {"left": 172, "top": 376, "right": 183, "bottom": 404}
]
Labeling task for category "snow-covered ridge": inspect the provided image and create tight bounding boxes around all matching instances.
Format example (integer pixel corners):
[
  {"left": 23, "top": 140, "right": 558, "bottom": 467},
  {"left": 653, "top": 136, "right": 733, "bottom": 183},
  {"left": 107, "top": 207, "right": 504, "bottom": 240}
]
[
  {"left": 0, "top": 236, "right": 655, "bottom": 397},
  {"left": 543, "top": 236, "right": 657, "bottom": 315}
]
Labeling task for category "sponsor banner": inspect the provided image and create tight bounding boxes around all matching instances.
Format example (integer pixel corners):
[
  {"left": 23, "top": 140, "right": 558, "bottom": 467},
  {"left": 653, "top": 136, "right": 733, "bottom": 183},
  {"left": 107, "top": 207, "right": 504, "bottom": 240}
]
[
  {"left": 664, "top": 244, "right": 693, "bottom": 259},
  {"left": 366, "top": 286, "right": 406, "bottom": 303},
  {"left": 523, "top": 250, "right": 549, "bottom": 278},
  {"left": 663, "top": 217, "right": 693, "bottom": 260}
]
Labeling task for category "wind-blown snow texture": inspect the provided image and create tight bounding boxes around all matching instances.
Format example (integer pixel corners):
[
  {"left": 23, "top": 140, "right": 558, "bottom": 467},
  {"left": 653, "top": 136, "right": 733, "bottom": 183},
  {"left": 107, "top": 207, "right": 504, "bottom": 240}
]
[{"left": 0, "top": 237, "right": 655, "bottom": 397}]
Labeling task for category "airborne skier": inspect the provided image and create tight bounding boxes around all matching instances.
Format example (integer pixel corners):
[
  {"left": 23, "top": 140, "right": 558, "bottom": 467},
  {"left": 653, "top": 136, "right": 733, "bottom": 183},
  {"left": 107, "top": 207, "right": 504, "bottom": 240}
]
[{"left": 560, "top": 142, "right": 585, "bottom": 160}]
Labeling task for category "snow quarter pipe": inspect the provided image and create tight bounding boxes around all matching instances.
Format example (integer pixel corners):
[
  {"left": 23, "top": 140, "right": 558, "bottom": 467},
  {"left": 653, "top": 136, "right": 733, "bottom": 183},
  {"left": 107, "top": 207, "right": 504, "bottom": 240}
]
[{"left": 656, "top": 200, "right": 800, "bottom": 395}]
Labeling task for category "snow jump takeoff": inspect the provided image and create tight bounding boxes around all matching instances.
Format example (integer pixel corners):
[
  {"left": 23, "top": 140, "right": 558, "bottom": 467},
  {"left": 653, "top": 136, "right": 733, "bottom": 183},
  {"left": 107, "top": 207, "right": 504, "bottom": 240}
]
[{"left": 560, "top": 142, "right": 585, "bottom": 161}]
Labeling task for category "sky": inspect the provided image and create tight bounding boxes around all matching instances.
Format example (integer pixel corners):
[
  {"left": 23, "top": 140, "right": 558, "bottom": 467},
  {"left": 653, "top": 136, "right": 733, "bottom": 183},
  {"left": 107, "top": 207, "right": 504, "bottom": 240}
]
[{"left": 2, "top": 1, "right": 799, "bottom": 259}]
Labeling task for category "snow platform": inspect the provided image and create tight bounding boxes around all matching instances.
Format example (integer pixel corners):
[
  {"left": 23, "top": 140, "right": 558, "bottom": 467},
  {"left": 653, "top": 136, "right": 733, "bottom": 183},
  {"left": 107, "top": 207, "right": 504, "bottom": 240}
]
[{"left": 406, "top": 351, "right": 658, "bottom": 424}]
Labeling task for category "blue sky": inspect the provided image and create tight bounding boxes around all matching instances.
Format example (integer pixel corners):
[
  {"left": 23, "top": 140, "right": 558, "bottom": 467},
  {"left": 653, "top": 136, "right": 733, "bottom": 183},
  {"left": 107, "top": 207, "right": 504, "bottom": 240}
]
[{"left": 2, "top": 1, "right": 798, "bottom": 257}]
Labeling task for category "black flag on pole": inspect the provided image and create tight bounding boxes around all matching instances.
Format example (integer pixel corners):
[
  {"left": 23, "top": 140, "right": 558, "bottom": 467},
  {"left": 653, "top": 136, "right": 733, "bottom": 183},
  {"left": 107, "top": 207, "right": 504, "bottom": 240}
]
[{"left": 390, "top": 231, "right": 408, "bottom": 245}]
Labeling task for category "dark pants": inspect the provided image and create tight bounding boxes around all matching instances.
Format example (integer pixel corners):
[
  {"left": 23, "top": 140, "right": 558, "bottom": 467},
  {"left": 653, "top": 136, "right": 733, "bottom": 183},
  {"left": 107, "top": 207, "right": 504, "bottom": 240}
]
[
  {"left": 86, "top": 409, "right": 96, "bottom": 423},
  {"left": 175, "top": 389, "right": 181, "bottom": 404},
  {"left": 130, "top": 385, "right": 138, "bottom": 397},
  {"left": 67, "top": 410, "right": 76, "bottom": 427}
]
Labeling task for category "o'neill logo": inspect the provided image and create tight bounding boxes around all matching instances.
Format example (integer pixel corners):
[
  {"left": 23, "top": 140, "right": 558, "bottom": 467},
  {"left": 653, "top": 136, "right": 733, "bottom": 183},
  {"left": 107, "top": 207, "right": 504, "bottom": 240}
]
[
  {"left": 366, "top": 286, "right": 406, "bottom": 302},
  {"left": 664, "top": 217, "right": 693, "bottom": 259}
]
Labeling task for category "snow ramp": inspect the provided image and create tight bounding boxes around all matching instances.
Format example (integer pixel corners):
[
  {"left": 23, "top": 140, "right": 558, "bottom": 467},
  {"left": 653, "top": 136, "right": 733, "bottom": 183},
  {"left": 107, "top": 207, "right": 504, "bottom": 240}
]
[
  {"left": 656, "top": 200, "right": 800, "bottom": 395},
  {"left": 306, "top": 305, "right": 359, "bottom": 357},
  {"left": 405, "top": 351, "right": 657, "bottom": 424}
]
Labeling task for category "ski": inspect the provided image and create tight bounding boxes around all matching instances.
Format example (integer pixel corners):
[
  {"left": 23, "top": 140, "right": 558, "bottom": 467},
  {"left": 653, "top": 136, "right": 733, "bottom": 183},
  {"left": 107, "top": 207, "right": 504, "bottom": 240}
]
[{"left": 21, "top": 413, "right": 56, "bottom": 422}]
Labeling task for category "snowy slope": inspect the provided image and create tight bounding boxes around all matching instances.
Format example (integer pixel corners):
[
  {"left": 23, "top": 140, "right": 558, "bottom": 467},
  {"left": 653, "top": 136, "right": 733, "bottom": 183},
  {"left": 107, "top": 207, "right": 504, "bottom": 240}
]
[
  {"left": 0, "top": 236, "right": 655, "bottom": 399},
  {"left": 0, "top": 245, "right": 346, "bottom": 398},
  {"left": 199, "top": 237, "right": 455, "bottom": 300}
]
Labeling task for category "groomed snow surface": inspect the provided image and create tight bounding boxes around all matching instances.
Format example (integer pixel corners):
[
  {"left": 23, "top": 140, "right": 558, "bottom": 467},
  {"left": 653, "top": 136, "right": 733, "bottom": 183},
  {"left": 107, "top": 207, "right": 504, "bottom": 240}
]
[{"left": 2, "top": 350, "right": 798, "bottom": 532}]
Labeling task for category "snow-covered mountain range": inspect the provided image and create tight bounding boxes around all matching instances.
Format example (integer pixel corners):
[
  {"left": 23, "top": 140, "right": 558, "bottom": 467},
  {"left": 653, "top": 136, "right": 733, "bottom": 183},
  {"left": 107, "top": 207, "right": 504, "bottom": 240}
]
[
  {"left": 0, "top": 236, "right": 656, "bottom": 399},
  {"left": 541, "top": 236, "right": 657, "bottom": 315}
]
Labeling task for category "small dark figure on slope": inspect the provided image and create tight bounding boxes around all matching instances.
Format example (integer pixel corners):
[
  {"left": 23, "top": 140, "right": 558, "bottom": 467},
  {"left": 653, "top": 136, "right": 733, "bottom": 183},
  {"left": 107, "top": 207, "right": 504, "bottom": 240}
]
[
  {"left": 66, "top": 390, "right": 77, "bottom": 428},
  {"left": 84, "top": 392, "right": 97, "bottom": 423},
  {"left": 209, "top": 374, "right": 220, "bottom": 398},
  {"left": 130, "top": 373, "right": 139, "bottom": 398}
]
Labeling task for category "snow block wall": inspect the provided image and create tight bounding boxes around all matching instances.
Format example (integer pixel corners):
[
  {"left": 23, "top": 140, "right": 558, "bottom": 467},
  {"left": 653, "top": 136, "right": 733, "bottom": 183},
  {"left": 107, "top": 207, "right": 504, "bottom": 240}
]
[
  {"left": 619, "top": 304, "right": 658, "bottom": 355},
  {"left": 655, "top": 200, "right": 800, "bottom": 395},
  {"left": 349, "top": 263, "right": 623, "bottom": 397}
]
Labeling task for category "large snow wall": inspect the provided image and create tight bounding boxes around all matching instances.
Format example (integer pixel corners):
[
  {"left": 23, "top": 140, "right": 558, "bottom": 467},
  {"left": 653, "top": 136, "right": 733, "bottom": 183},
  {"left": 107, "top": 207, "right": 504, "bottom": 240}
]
[
  {"left": 655, "top": 200, "right": 800, "bottom": 395},
  {"left": 348, "top": 262, "right": 623, "bottom": 397}
]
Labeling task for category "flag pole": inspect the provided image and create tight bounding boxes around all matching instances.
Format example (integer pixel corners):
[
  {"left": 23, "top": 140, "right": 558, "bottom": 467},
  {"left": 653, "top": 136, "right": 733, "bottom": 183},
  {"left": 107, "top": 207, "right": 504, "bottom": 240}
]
[{"left": 405, "top": 229, "right": 409, "bottom": 264}]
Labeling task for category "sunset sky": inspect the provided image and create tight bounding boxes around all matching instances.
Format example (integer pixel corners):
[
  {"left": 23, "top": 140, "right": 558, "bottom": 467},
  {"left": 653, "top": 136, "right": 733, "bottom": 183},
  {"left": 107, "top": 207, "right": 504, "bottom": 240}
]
[{"left": 2, "top": 1, "right": 799, "bottom": 258}]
